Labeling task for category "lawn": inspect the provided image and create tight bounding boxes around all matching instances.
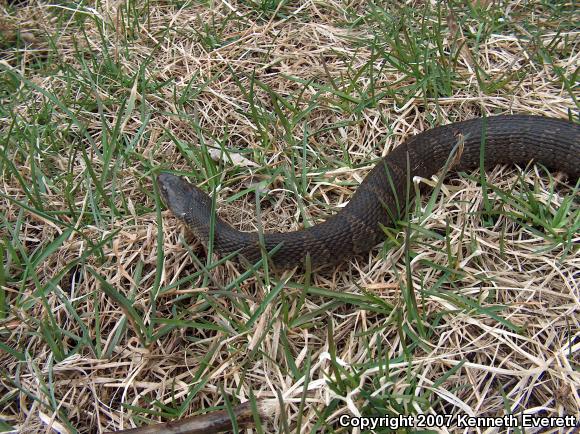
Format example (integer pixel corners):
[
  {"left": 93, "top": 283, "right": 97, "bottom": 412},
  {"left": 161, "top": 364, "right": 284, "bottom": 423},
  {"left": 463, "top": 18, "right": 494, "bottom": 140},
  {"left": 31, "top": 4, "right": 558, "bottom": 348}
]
[{"left": 0, "top": 1, "right": 578, "bottom": 432}]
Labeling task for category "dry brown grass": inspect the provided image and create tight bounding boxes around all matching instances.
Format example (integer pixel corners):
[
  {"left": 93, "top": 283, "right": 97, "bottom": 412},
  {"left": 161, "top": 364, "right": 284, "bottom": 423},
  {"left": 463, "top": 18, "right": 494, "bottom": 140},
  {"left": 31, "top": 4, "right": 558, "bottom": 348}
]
[{"left": 1, "top": 1, "right": 578, "bottom": 433}]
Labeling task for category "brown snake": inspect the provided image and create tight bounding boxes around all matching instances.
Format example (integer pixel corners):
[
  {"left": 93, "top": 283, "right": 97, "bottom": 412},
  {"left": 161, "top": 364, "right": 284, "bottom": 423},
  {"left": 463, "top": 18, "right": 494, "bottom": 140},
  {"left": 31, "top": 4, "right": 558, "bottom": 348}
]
[{"left": 158, "top": 115, "right": 579, "bottom": 269}]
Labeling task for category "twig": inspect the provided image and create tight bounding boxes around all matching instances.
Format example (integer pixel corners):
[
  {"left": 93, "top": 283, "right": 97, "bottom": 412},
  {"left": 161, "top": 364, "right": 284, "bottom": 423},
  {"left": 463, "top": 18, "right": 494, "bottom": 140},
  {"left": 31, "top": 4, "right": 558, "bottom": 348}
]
[{"left": 108, "top": 399, "right": 273, "bottom": 434}]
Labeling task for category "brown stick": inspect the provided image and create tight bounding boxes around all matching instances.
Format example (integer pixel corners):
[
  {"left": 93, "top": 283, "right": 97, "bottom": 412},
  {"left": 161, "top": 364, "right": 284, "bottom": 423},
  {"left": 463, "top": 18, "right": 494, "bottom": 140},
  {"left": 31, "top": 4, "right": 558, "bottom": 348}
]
[{"left": 108, "top": 399, "right": 271, "bottom": 434}]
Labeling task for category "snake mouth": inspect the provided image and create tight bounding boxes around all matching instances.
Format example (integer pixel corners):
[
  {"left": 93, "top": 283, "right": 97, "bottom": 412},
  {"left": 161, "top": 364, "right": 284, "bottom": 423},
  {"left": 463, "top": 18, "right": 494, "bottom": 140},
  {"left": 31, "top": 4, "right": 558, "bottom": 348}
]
[
  {"left": 157, "top": 172, "right": 214, "bottom": 219},
  {"left": 157, "top": 173, "right": 192, "bottom": 218},
  {"left": 157, "top": 172, "right": 176, "bottom": 200}
]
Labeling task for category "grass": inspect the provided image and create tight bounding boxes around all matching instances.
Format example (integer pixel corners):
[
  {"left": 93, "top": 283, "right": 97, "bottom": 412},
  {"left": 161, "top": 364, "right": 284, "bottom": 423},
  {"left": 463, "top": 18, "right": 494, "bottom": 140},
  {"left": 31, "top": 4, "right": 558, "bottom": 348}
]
[{"left": 1, "top": 0, "right": 579, "bottom": 433}]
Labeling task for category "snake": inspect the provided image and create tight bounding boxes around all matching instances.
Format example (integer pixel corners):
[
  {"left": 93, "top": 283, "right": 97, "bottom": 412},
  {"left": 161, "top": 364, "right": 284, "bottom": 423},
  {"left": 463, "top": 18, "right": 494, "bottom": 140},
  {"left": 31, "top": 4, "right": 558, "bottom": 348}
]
[{"left": 158, "top": 115, "right": 579, "bottom": 270}]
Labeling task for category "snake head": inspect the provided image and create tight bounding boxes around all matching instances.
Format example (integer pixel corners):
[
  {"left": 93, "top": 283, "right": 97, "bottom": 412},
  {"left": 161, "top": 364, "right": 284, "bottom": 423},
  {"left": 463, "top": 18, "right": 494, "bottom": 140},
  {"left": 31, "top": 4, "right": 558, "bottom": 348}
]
[{"left": 157, "top": 173, "right": 213, "bottom": 220}]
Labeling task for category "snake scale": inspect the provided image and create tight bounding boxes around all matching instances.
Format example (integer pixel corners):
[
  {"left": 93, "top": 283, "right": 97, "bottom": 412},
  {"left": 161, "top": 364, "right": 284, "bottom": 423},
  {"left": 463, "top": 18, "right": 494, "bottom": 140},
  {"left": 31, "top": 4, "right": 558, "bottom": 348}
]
[{"left": 158, "top": 115, "right": 579, "bottom": 269}]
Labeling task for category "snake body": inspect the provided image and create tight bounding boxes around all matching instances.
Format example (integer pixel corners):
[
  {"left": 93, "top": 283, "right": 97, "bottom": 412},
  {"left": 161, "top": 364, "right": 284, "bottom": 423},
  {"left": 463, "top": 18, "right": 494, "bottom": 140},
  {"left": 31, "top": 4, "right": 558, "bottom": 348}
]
[{"left": 158, "top": 115, "right": 579, "bottom": 269}]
